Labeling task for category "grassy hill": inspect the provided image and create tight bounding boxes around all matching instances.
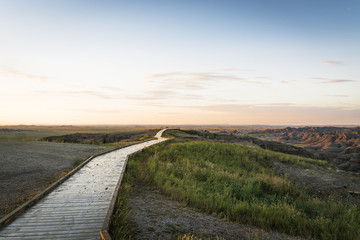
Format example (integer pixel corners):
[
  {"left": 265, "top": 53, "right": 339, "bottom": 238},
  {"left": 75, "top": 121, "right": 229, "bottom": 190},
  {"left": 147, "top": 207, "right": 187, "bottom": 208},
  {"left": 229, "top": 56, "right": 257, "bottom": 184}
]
[{"left": 110, "top": 129, "right": 360, "bottom": 240}]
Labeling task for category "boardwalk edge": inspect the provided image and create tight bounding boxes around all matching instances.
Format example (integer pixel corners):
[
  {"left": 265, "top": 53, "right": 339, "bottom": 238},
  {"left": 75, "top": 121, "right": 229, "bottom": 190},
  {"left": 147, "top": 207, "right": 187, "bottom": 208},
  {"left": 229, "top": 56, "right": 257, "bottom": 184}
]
[
  {"left": 0, "top": 138, "right": 157, "bottom": 230},
  {"left": 100, "top": 129, "right": 169, "bottom": 240}
]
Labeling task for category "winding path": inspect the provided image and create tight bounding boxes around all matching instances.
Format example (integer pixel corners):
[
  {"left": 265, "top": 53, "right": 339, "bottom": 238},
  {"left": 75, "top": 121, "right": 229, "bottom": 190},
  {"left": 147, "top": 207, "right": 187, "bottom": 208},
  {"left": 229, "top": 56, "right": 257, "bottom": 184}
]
[{"left": 0, "top": 129, "right": 168, "bottom": 239}]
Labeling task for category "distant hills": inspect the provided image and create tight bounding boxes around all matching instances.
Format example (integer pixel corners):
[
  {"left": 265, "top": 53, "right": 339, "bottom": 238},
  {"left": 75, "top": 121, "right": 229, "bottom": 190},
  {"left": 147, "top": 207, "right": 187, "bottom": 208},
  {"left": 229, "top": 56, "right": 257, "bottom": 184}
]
[
  {"left": 0, "top": 128, "right": 33, "bottom": 133},
  {"left": 250, "top": 127, "right": 360, "bottom": 172}
]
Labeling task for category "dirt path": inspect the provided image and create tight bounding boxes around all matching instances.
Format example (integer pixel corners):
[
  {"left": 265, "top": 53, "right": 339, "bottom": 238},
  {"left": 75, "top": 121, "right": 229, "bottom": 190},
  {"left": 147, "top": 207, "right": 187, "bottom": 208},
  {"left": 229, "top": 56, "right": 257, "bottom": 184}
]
[{"left": 128, "top": 184, "right": 306, "bottom": 240}]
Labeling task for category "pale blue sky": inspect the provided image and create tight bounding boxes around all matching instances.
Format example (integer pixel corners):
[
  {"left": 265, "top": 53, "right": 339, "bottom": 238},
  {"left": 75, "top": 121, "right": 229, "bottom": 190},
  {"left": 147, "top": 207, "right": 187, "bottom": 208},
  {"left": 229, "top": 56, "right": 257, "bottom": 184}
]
[{"left": 0, "top": 0, "right": 359, "bottom": 125}]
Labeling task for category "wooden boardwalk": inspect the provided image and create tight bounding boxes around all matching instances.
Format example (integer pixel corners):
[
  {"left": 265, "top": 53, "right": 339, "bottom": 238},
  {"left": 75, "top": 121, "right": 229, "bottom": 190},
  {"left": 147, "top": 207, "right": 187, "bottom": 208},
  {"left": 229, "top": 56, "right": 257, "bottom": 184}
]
[{"left": 0, "top": 129, "right": 168, "bottom": 239}]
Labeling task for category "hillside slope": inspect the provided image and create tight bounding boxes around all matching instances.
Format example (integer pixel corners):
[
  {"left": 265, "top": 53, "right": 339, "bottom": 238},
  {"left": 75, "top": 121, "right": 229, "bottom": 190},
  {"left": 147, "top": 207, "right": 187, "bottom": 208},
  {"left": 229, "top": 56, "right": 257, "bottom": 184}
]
[{"left": 249, "top": 127, "right": 360, "bottom": 172}]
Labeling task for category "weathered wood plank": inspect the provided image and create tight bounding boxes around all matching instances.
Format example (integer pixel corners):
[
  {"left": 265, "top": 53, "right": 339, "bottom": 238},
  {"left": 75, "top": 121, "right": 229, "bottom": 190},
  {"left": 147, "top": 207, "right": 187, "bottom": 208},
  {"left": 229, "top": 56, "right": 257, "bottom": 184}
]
[{"left": 0, "top": 129, "right": 168, "bottom": 239}]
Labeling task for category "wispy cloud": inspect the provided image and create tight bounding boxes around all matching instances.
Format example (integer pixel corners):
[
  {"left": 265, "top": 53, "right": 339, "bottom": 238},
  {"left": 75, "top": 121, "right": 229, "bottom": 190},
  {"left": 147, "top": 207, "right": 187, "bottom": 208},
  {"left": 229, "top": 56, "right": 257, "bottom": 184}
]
[
  {"left": 187, "top": 72, "right": 245, "bottom": 82},
  {"left": 327, "top": 79, "right": 356, "bottom": 83},
  {"left": 127, "top": 90, "right": 176, "bottom": 101},
  {"left": 187, "top": 103, "right": 360, "bottom": 124},
  {"left": 149, "top": 72, "right": 184, "bottom": 79},
  {"left": 129, "top": 70, "right": 269, "bottom": 105},
  {"left": 126, "top": 90, "right": 205, "bottom": 106},
  {"left": 65, "top": 108, "right": 124, "bottom": 113},
  {"left": 216, "top": 68, "right": 239, "bottom": 72},
  {"left": 148, "top": 72, "right": 204, "bottom": 90},
  {"left": 0, "top": 67, "right": 50, "bottom": 82},
  {"left": 36, "top": 90, "right": 118, "bottom": 99},
  {"left": 98, "top": 86, "right": 122, "bottom": 92},
  {"left": 324, "top": 94, "right": 348, "bottom": 98},
  {"left": 149, "top": 71, "right": 265, "bottom": 90},
  {"left": 66, "top": 90, "right": 116, "bottom": 99},
  {"left": 322, "top": 60, "right": 344, "bottom": 66},
  {"left": 313, "top": 77, "right": 327, "bottom": 80},
  {"left": 191, "top": 103, "right": 296, "bottom": 112},
  {"left": 313, "top": 77, "right": 358, "bottom": 84},
  {"left": 145, "top": 90, "right": 177, "bottom": 99}
]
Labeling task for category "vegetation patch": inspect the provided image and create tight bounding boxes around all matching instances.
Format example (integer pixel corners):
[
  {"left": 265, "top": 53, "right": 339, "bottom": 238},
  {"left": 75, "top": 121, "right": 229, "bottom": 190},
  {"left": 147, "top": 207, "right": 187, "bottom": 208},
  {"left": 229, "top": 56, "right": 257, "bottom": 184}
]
[
  {"left": 109, "top": 181, "right": 134, "bottom": 239},
  {"left": 112, "top": 137, "right": 359, "bottom": 240},
  {"left": 42, "top": 129, "right": 158, "bottom": 145},
  {"left": 0, "top": 125, "right": 158, "bottom": 142}
]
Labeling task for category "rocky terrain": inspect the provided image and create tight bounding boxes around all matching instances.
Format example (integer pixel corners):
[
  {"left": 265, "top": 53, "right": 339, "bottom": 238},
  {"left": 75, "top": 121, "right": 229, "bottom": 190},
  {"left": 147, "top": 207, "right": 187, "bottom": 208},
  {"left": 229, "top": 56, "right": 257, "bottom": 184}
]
[{"left": 248, "top": 127, "right": 360, "bottom": 172}]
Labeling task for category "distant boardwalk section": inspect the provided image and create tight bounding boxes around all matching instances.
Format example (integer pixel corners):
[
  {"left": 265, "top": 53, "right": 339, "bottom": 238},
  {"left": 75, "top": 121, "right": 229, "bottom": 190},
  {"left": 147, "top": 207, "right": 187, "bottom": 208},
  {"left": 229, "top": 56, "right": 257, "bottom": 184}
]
[{"left": 0, "top": 129, "right": 168, "bottom": 240}]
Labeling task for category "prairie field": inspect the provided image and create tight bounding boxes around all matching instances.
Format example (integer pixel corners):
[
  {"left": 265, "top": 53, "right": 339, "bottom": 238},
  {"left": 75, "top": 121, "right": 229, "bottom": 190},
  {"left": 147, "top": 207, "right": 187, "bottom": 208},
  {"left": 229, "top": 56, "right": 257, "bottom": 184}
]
[
  {"left": 0, "top": 141, "right": 106, "bottom": 217},
  {"left": 0, "top": 126, "right": 158, "bottom": 218},
  {"left": 0, "top": 125, "right": 159, "bottom": 142},
  {"left": 110, "top": 129, "right": 360, "bottom": 240}
]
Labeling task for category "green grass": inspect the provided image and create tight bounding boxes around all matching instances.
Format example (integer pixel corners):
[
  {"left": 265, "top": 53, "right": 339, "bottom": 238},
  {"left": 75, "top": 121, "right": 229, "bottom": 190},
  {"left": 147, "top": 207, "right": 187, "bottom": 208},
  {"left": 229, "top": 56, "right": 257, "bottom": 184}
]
[
  {"left": 109, "top": 181, "right": 134, "bottom": 239},
  {"left": 109, "top": 158, "right": 138, "bottom": 240},
  {"left": 112, "top": 139, "right": 359, "bottom": 240}
]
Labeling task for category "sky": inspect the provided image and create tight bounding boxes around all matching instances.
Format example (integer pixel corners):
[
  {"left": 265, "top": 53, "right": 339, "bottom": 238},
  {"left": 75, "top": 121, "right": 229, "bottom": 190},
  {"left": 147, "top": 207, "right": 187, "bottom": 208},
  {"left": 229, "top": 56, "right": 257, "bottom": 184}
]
[{"left": 0, "top": 0, "right": 359, "bottom": 125}]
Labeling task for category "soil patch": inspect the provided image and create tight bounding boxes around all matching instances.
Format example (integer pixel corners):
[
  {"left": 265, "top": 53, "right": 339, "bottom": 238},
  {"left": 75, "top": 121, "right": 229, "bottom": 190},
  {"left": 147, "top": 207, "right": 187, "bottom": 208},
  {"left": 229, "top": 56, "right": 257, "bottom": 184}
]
[
  {"left": 0, "top": 141, "right": 106, "bottom": 217},
  {"left": 128, "top": 184, "right": 306, "bottom": 240},
  {"left": 272, "top": 162, "right": 360, "bottom": 205}
]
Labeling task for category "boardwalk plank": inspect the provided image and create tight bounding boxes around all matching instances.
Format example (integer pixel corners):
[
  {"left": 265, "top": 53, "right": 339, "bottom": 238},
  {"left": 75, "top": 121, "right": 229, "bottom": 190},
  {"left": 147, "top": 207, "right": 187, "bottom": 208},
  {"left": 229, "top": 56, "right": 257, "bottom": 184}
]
[{"left": 0, "top": 129, "right": 167, "bottom": 239}]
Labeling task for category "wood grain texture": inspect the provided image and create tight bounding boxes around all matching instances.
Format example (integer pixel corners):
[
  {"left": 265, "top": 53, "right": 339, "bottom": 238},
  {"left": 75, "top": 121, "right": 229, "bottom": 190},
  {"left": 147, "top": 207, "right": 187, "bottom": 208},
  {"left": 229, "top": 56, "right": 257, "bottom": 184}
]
[{"left": 0, "top": 129, "right": 167, "bottom": 239}]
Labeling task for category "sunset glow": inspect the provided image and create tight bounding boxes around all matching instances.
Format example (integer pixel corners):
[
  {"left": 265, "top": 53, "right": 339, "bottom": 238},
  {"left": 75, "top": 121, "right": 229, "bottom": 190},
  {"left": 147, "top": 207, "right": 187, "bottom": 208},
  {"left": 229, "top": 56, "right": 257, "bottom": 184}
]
[{"left": 1, "top": 0, "right": 359, "bottom": 125}]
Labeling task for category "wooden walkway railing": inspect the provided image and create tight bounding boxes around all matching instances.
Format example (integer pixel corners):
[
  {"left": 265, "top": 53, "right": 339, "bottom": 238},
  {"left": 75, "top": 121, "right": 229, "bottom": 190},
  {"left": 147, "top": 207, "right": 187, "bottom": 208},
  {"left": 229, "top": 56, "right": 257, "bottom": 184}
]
[{"left": 0, "top": 129, "right": 168, "bottom": 240}]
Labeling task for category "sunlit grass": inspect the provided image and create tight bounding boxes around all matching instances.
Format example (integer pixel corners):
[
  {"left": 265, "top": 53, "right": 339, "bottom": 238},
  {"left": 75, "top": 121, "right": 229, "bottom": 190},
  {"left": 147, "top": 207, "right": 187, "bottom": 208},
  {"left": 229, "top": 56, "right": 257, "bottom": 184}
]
[{"left": 116, "top": 140, "right": 359, "bottom": 240}]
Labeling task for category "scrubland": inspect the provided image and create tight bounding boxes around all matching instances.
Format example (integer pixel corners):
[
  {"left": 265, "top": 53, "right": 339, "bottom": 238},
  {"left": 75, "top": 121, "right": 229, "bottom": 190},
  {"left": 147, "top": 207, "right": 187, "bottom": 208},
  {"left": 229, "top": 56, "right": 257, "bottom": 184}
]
[
  {"left": 0, "top": 126, "right": 157, "bottom": 218},
  {"left": 0, "top": 141, "right": 105, "bottom": 217},
  {"left": 110, "top": 129, "right": 360, "bottom": 240}
]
